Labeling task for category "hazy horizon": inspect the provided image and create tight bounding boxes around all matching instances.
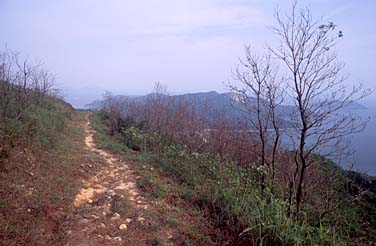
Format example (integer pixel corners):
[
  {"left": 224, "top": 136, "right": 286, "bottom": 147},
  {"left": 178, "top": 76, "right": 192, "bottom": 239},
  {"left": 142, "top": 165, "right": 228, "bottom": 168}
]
[{"left": 1, "top": 0, "right": 376, "bottom": 107}]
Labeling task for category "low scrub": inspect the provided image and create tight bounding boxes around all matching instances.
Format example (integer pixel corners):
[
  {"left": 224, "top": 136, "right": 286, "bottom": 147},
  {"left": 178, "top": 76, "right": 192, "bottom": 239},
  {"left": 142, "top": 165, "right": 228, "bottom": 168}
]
[
  {"left": 90, "top": 110, "right": 374, "bottom": 245},
  {"left": 0, "top": 103, "right": 87, "bottom": 245},
  {"left": 0, "top": 51, "right": 72, "bottom": 163},
  {"left": 0, "top": 90, "right": 72, "bottom": 161},
  {"left": 0, "top": 51, "right": 91, "bottom": 245}
]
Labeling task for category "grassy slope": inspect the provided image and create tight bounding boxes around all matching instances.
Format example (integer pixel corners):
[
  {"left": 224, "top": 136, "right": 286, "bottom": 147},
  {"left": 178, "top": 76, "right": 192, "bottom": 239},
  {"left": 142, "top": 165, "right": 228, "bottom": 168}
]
[
  {"left": 89, "top": 111, "right": 312, "bottom": 245},
  {"left": 90, "top": 110, "right": 376, "bottom": 245},
  {"left": 1, "top": 95, "right": 374, "bottom": 245},
  {"left": 0, "top": 102, "right": 103, "bottom": 245}
]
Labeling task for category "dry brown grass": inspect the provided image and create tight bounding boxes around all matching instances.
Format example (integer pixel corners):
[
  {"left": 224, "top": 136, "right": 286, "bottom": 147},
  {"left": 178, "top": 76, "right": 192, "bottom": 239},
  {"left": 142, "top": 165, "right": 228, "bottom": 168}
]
[
  {"left": 0, "top": 112, "right": 102, "bottom": 245},
  {"left": 0, "top": 110, "right": 220, "bottom": 245}
]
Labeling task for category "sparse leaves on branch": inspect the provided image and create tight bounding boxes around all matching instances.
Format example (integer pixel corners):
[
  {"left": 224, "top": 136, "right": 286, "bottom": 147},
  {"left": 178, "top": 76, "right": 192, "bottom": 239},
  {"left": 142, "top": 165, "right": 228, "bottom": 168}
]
[{"left": 230, "top": 2, "right": 372, "bottom": 220}]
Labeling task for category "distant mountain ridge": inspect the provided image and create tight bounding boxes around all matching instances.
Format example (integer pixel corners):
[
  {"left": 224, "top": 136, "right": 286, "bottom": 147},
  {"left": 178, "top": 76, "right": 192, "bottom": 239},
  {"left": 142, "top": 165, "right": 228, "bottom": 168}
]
[
  {"left": 85, "top": 91, "right": 367, "bottom": 127},
  {"left": 85, "top": 91, "right": 292, "bottom": 127}
]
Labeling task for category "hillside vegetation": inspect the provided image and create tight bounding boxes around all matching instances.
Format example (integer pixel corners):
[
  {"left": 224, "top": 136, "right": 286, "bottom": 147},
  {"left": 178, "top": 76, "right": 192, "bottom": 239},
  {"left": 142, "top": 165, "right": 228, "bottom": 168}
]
[
  {"left": 90, "top": 91, "right": 376, "bottom": 245},
  {"left": 0, "top": 51, "right": 90, "bottom": 245},
  {"left": 2, "top": 2, "right": 376, "bottom": 245}
]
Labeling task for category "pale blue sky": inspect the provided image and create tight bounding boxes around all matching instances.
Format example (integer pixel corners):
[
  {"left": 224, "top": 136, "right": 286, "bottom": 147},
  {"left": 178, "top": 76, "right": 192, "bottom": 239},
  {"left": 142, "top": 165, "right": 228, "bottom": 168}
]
[{"left": 1, "top": 0, "right": 375, "bottom": 107}]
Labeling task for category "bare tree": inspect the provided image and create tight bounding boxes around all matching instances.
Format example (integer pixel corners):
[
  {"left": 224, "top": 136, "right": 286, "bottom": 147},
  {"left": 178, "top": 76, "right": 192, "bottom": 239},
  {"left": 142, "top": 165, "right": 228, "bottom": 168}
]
[
  {"left": 0, "top": 49, "right": 58, "bottom": 161},
  {"left": 270, "top": 3, "right": 372, "bottom": 220},
  {"left": 31, "top": 68, "right": 56, "bottom": 105},
  {"left": 102, "top": 91, "right": 130, "bottom": 135},
  {"left": 0, "top": 50, "right": 57, "bottom": 121},
  {"left": 144, "top": 82, "right": 171, "bottom": 136},
  {"left": 0, "top": 51, "right": 14, "bottom": 120},
  {"left": 229, "top": 46, "right": 284, "bottom": 192},
  {"left": 230, "top": 2, "right": 372, "bottom": 220}
]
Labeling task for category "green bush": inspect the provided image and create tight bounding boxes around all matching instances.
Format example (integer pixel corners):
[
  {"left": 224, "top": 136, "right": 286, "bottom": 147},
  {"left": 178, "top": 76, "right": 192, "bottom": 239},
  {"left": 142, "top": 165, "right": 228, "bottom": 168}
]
[
  {"left": 89, "top": 110, "right": 129, "bottom": 153},
  {"left": 121, "top": 126, "right": 146, "bottom": 151},
  {"left": 137, "top": 175, "right": 167, "bottom": 199},
  {"left": 134, "top": 145, "right": 345, "bottom": 245}
]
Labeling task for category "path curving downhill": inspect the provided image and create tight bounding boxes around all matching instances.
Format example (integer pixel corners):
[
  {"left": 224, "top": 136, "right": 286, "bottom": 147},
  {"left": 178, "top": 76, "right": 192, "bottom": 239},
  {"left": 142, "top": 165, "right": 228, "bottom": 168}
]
[{"left": 65, "top": 117, "right": 156, "bottom": 246}]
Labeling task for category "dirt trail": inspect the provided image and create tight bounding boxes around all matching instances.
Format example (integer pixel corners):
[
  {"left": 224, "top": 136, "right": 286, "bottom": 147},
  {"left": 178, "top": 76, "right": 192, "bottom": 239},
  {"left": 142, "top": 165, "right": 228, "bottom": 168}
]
[{"left": 65, "top": 117, "right": 173, "bottom": 246}]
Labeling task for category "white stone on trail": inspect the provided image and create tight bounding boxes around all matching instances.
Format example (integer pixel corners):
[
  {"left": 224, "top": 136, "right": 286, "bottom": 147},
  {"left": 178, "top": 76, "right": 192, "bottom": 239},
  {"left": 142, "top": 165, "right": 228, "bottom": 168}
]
[
  {"left": 111, "top": 213, "right": 120, "bottom": 220},
  {"left": 129, "top": 190, "right": 138, "bottom": 196},
  {"left": 91, "top": 215, "right": 99, "bottom": 219},
  {"left": 74, "top": 186, "right": 106, "bottom": 207},
  {"left": 79, "top": 218, "right": 89, "bottom": 224},
  {"left": 113, "top": 237, "right": 123, "bottom": 241},
  {"left": 106, "top": 189, "right": 116, "bottom": 196},
  {"left": 125, "top": 218, "right": 132, "bottom": 223},
  {"left": 118, "top": 224, "right": 127, "bottom": 230},
  {"left": 137, "top": 217, "right": 145, "bottom": 222}
]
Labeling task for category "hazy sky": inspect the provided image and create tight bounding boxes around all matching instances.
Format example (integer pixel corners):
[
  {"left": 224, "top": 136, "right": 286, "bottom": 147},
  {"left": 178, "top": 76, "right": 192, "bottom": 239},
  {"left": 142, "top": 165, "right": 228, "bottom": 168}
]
[{"left": 1, "top": 0, "right": 375, "bottom": 106}]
